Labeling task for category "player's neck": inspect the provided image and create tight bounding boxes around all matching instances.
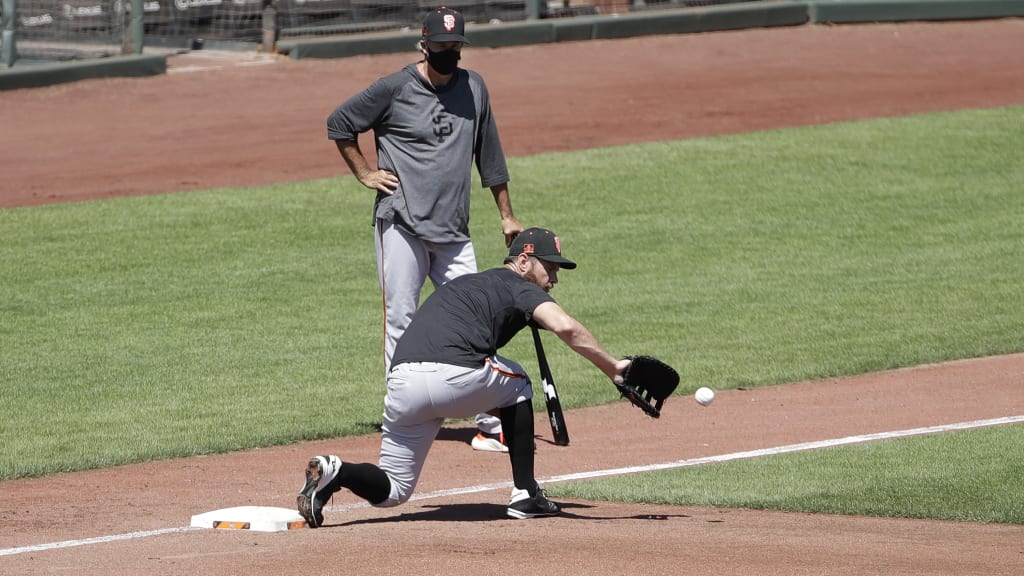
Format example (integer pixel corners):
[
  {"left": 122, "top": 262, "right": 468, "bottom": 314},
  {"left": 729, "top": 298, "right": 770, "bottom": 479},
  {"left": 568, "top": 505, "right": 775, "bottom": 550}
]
[{"left": 418, "top": 61, "right": 453, "bottom": 88}]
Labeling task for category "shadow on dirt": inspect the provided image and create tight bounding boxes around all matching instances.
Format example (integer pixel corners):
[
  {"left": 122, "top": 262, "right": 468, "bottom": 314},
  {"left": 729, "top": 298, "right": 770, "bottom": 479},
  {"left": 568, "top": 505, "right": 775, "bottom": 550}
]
[{"left": 324, "top": 501, "right": 693, "bottom": 526}]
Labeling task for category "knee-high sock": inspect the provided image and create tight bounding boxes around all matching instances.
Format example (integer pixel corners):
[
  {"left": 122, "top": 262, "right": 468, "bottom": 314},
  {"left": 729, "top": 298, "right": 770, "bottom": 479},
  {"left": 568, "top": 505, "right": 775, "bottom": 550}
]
[
  {"left": 500, "top": 400, "right": 538, "bottom": 496},
  {"left": 334, "top": 462, "right": 391, "bottom": 505}
]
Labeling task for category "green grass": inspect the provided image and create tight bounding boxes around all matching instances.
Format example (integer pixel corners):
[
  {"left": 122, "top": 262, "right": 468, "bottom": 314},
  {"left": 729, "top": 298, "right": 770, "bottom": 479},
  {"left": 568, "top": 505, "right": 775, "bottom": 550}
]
[
  {"left": 0, "top": 184, "right": 387, "bottom": 475},
  {"left": 1, "top": 106, "right": 1022, "bottom": 496},
  {"left": 549, "top": 424, "right": 1024, "bottom": 524}
]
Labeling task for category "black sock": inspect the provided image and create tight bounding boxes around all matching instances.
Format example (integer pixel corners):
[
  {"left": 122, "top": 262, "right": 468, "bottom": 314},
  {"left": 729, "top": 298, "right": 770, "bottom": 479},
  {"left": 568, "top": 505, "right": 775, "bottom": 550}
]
[
  {"left": 500, "top": 400, "right": 538, "bottom": 497},
  {"left": 334, "top": 462, "right": 391, "bottom": 505}
]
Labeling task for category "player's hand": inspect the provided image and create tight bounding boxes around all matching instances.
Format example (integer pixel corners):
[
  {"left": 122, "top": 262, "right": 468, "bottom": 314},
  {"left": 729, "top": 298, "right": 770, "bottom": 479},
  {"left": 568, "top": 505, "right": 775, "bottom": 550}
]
[
  {"left": 612, "top": 358, "right": 631, "bottom": 385},
  {"left": 358, "top": 169, "right": 399, "bottom": 195},
  {"left": 502, "top": 216, "right": 524, "bottom": 247}
]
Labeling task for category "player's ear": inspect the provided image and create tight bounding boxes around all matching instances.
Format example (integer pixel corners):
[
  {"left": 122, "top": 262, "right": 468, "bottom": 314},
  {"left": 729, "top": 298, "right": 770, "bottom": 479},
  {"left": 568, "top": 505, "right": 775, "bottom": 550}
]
[{"left": 518, "top": 253, "right": 533, "bottom": 272}]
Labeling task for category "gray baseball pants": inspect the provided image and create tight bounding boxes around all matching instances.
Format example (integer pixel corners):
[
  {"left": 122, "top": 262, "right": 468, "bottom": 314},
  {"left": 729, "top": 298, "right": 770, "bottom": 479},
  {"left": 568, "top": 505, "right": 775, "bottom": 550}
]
[{"left": 375, "top": 356, "right": 532, "bottom": 507}]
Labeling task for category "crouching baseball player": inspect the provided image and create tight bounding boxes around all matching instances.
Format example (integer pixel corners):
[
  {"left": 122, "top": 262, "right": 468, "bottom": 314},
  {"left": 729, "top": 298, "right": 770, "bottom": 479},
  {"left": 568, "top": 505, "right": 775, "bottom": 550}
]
[{"left": 297, "top": 228, "right": 631, "bottom": 525}]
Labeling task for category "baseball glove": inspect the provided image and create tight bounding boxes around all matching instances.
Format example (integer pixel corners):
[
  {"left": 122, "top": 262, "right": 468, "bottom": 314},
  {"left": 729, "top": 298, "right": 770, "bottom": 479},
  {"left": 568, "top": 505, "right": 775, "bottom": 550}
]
[{"left": 615, "top": 355, "right": 680, "bottom": 419}]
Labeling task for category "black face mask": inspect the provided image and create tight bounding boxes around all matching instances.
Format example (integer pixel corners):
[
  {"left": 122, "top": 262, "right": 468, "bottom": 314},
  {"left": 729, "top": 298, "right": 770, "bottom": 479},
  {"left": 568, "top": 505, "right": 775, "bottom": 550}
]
[{"left": 426, "top": 48, "right": 461, "bottom": 75}]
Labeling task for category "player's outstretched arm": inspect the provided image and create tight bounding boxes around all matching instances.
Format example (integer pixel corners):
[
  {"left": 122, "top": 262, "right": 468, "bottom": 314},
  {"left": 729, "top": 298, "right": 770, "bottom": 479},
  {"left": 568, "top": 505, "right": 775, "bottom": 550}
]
[{"left": 532, "top": 301, "right": 628, "bottom": 384}]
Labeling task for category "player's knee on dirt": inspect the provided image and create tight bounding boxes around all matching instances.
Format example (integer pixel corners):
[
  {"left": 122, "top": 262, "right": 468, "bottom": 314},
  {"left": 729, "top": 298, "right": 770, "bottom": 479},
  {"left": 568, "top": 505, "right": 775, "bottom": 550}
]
[{"left": 374, "top": 473, "right": 409, "bottom": 508}]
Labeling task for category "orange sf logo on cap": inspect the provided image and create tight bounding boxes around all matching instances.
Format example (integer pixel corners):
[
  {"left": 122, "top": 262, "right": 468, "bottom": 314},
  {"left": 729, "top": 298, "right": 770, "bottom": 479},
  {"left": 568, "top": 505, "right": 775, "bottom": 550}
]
[{"left": 443, "top": 14, "right": 456, "bottom": 31}]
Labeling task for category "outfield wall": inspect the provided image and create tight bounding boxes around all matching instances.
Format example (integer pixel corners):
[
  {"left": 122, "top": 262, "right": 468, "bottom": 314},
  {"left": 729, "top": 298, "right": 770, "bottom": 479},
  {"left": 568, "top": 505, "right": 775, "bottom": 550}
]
[
  {"left": 276, "top": 0, "right": 1024, "bottom": 59},
  {"left": 0, "top": 52, "right": 164, "bottom": 90},
  {"left": 1, "top": 0, "right": 1022, "bottom": 90},
  {"left": 276, "top": 3, "right": 810, "bottom": 58},
  {"left": 808, "top": 0, "right": 1024, "bottom": 23}
]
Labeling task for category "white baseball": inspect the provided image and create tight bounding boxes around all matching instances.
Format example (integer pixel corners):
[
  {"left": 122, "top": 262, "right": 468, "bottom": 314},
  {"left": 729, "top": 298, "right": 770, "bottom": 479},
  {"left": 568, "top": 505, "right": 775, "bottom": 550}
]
[{"left": 694, "top": 386, "right": 715, "bottom": 406}]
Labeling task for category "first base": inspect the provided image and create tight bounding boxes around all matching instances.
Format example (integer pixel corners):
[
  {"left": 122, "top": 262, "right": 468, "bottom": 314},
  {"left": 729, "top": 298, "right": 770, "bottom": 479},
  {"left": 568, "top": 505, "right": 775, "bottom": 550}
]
[{"left": 190, "top": 506, "right": 307, "bottom": 532}]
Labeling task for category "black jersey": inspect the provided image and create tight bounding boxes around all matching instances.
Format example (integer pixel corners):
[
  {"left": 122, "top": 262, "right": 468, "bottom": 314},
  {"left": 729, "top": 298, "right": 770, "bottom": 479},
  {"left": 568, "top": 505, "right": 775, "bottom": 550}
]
[{"left": 392, "top": 268, "right": 554, "bottom": 368}]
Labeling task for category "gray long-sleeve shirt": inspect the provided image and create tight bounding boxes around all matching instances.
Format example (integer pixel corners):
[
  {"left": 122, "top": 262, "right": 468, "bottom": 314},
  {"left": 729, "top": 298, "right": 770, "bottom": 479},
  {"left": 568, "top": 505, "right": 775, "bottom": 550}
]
[{"left": 327, "top": 63, "right": 510, "bottom": 244}]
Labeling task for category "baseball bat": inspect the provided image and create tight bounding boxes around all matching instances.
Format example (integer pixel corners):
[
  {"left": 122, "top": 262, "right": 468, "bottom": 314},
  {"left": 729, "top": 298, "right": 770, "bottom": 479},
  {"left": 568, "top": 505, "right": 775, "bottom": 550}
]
[{"left": 531, "top": 325, "right": 570, "bottom": 446}]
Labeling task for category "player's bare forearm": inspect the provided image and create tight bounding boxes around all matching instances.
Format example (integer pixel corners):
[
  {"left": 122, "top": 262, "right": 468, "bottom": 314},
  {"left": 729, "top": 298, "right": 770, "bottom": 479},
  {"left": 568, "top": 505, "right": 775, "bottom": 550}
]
[
  {"left": 335, "top": 140, "right": 369, "bottom": 178},
  {"left": 490, "top": 183, "right": 523, "bottom": 246},
  {"left": 532, "top": 302, "right": 626, "bottom": 383},
  {"left": 560, "top": 324, "right": 629, "bottom": 384},
  {"left": 335, "top": 140, "right": 398, "bottom": 194}
]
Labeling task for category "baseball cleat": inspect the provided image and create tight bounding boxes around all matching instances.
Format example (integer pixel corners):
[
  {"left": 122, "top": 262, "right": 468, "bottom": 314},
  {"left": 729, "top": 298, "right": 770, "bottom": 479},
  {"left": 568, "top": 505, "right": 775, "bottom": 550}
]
[
  {"left": 296, "top": 455, "right": 342, "bottom": 528},
  {"left": 471, "top": 431, "right": 509, "bottom": 453},
  {"left": 506, "top": 487, "right": 561, "bottom": 519}
]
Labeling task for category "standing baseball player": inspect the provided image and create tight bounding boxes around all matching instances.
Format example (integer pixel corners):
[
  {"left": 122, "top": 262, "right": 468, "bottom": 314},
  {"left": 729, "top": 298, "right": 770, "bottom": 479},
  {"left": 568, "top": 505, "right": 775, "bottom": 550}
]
[
  {"left": 327, "top": 6, "right": 523, "bottom": 452},
  {"left": 297, "top": 228, "right": 631, "bottom": 525}
]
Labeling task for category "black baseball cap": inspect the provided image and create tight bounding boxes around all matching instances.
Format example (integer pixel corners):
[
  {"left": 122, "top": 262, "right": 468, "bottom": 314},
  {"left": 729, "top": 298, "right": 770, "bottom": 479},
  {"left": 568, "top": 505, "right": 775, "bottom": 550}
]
[
  {"left": 508, "top": 228, "right": 577, "bottom": 270},
  {"left": 422, "top": 7, "right": 469, "bottom": 43}
]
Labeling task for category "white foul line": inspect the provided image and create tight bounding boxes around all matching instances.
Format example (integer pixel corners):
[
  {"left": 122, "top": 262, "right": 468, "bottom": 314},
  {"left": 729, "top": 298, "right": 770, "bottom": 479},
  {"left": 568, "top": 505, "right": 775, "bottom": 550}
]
[
  {"left": 0, "top": 527, "right": 199, "bottom": 556},
  {"left": 2, "top": 415, "right": 1021, "bottom": 557},
  {"left": 544, "top": 415, "right": 1024, "bottom": 484}
]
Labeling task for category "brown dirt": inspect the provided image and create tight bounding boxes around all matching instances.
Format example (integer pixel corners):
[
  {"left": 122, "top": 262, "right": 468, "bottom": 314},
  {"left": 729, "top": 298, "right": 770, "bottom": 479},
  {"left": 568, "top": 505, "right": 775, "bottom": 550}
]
[{"left": 2, "top": 19, "right": 1023, "bottom": 576}]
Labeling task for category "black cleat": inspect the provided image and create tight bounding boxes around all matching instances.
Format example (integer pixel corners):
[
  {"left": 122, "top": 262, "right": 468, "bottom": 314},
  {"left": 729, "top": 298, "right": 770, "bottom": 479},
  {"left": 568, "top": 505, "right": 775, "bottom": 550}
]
[
  {"left": 296, "top": 455, "right": 341, "bottom": 528},
  {"left": 507, "top": 487, "right": 561, "bottom": 519}
]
